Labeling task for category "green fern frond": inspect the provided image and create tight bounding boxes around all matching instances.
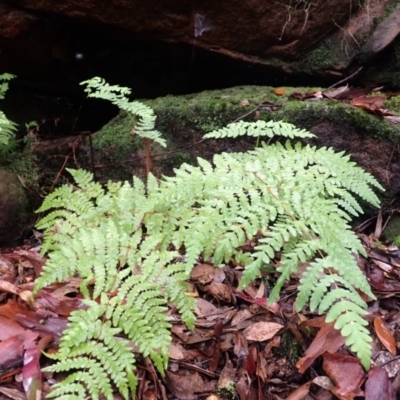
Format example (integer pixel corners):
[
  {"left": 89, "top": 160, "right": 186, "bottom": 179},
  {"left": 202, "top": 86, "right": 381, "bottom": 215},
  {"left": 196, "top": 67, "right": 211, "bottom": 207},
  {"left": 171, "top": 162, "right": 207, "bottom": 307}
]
[
  {"left": 36, "top": 104, "right": 382, "bottom": 398},
  {"left": 81, "top": 77, "right": 166, "bottom": 146},
  {"left": 0, "top": 74, "right": 17, "bottom": 145},
  {"left": 204, "top": 119, "right": 315, "bottom": 140}
]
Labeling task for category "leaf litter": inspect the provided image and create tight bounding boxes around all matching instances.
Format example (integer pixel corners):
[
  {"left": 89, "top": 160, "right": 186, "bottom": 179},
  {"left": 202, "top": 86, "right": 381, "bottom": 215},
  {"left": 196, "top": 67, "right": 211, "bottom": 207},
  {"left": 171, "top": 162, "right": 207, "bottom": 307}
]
[{"left": 2, "top": 210, "right": 400, "bottom": 399}]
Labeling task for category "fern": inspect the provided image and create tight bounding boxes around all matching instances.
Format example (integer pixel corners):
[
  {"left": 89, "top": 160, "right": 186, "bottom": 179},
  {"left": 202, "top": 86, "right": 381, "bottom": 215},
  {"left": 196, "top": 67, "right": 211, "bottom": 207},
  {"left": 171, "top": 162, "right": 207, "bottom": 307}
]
[
  {"left": 0, "top": 73, "right": 17, "bottom": 146},
  {"left": 35, "top": 94, "right": 383, "bottom": 398},
  {"left": 80, "top": 77, "right": 166, "bottom": 147}
]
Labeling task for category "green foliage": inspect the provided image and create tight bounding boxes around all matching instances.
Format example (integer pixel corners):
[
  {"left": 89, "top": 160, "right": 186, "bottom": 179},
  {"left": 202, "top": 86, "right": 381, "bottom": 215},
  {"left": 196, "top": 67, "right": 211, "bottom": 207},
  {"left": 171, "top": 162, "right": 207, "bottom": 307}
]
[
  {"left": 0, "top": 73, "right": 17, "bottom": 146},
  {"left": 35, "top": 91, "right": 383, "bottom": 398},
  {"left": 80, "top": 77, "right": 166, "bottom": 147}
]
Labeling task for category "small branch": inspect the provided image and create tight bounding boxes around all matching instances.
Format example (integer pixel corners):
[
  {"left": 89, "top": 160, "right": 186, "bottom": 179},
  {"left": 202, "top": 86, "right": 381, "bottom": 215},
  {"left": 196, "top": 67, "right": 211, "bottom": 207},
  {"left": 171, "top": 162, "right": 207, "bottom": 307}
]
[{"left": 325, "top": 66, "right": 363, "bottom": 90}]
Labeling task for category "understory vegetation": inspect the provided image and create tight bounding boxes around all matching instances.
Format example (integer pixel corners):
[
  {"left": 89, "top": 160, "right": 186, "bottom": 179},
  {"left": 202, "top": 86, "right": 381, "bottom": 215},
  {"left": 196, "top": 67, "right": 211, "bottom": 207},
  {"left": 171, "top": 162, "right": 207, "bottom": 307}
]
[
  {"left": 0, "top": 73, "right": 17, "bottom": 147},
  {"left": 34, "top": 77, "right": 382, "bottom": 399}
]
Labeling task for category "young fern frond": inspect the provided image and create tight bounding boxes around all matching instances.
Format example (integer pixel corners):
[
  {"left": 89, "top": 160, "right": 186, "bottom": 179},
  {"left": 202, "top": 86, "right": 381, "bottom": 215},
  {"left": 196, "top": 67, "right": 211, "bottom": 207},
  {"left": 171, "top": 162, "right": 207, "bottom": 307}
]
[
  {"left": 80, "top": 77, "right": 166, "bottom": 146},
  {"left": 36, "top": 92, "right": 382, "bottom": 398}
]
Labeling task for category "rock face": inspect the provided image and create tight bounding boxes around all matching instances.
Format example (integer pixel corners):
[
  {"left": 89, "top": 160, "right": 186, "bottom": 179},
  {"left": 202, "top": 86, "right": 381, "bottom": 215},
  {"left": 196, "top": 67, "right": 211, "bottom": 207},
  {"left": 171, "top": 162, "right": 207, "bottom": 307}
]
[
  {"left": 1, "top": 0, "right": 353, "bottom": 59},
  {"left": 1, "top": 0, "right": 400, "bottom": 95},
  {"left": 0, "top": 170, "right": 29, "bottom": 245}
]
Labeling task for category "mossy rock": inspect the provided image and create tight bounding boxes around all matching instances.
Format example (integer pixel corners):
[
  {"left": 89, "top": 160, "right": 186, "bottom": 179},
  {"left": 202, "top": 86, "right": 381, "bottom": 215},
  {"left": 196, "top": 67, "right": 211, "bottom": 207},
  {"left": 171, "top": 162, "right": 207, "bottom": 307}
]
[
  {"left": 91, "top": 86, "right": 400, "bottom": 200},
  {"left": 0, "top": 170, "right": 30, "bottom": 244}
]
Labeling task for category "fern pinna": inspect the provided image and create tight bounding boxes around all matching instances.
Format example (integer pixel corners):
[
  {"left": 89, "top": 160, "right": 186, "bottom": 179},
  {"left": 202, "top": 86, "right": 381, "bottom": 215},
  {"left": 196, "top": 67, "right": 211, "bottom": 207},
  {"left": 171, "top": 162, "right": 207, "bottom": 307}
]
[
  {"left": 35, "top": 113, "right": 382, "bottom": 398},
  {"left": 0, "top": 73, "right": 17, "bottom": 146}
]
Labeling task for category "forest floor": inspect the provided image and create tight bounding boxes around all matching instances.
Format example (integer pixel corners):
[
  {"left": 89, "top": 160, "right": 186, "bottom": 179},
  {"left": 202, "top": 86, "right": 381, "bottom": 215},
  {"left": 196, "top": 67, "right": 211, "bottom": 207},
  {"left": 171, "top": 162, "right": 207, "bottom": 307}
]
[{"left": 0, "top": 215, "right": 399, "bottom": 400}]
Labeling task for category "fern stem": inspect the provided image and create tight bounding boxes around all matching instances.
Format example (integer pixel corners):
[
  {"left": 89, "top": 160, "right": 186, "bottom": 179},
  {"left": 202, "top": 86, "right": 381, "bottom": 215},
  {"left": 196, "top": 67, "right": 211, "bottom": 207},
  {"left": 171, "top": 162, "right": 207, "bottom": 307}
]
[{"left": 145, "top": 138, "right": 152, "bottom": 176}]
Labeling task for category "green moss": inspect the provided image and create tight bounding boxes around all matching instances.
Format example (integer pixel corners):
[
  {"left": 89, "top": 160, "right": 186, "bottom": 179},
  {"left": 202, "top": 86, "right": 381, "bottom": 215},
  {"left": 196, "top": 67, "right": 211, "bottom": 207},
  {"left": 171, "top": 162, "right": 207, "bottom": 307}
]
[
  {"left": 274, "top": 331, "right": 301, "bottom": 365},
  {"left": 216, "top": 382, "right": 236, "bottom": 400},
  {"left": 386, "top": 93, "right": 400, "bottom": 114},
  {"left": 0, "top": 149, "right": 40, "bottom": 190},
  {"left": 384, "top": 0, "right": 400, "bottom": 18},
  {"left": 383, "top": 214, "right": 400, "bottom": 245},
  {"left": 274, "top": 99, "right": 400, "bottom": 141},
  {"left": 93, "top": 113, "right": 143, "bottom": 162},
  {"left": 293, "top": 38, "right": 344, "bottom": 72}
]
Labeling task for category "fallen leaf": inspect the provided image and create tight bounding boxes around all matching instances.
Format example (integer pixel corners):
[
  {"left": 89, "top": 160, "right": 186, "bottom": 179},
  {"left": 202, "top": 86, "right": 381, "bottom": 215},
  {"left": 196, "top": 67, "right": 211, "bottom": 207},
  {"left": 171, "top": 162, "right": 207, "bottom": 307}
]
[
  {"left": 351, "top": 96, "right": 386, "bottom": 108},
  {"left": 218, "top": 359, "right": 236, "bottom": 389},
  {"left": 313, "top": 376, "right": 334, "bottom": 390},
  {"left": 191, "top": 264, "right": 218, "bottom": 284},
  {"left": 169, "top": 343, "right": 186, "bottom": 360},
  {"left": 231, "top": 308, "right": 253, "bottom": 326},
  {"left": 245, "top": 346, "right": 257, "bottom": 377},
  {"left": 368, "top": 266, "right": 400, "bottom": 292},
  {"left": 235, "top": 376, "right": 252, "bottom": 400},
  {"left": 296, "top": 321, "right": 344, "bottom": 373},
  {"left": 233, "top": 331, "right": 248, "bottom": 359},
  {"left": 322, "top": 352, "right": 365, "bottom": 399},
  {"left": 166, "top": 371, "right": 203, "bottom": 400},
  {"left": 374, "top": 316, "right": 396, "bottom": 355},
  {"left": 323, "top": 85, "right": 349, "bottom": 99},
  {"left": 365, "top": 367, "right": 394, "bottom": 400},
  {"left": 243, "top": 321, "right": 283, "bottom": 342},
  {"left": 240, "top": 99, "right": 250, "bottom": 106},
  {"left": 274, "top": 88, "right": 285, "bottom": 95},
  {"left": 375, "top": 351, "right": 400, "bottom": 378},
  {"left": 286, "top": 381, "right": 312, "bottom": 400},
  {"left": 0, "top": 387, "right": 26, "bottom": 400},
  {"left": 203, "top": 281, "right": 231, "bottom": 302},
  {"left": 196, "top": 298, "right": 218, "bottom": 316},
  {"left": 23, "top": 345, "right": 42, "bottom": 400}
]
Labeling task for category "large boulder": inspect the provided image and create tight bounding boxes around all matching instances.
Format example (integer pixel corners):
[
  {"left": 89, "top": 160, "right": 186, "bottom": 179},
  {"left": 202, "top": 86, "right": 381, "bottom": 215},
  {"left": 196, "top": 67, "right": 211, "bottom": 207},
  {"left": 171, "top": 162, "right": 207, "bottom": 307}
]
[
  {"left": 27, "top": 86, "right": 400, "bottom": 198},
  {"left": 0, "top": 0, "right": 400, "bottom": 93}
]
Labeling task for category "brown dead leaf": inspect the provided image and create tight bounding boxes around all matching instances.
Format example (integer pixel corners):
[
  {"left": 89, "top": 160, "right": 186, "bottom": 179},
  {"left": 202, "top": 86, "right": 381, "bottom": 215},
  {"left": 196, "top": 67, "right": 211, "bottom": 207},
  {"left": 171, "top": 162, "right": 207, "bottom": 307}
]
[
  {"left": 368, "top": 266, "right": 400, "bottom": 292},
  {"left": 0, "top": 330, "right": 38, "bottom": 368},
  {"left": 191, "top": 264, "right": 218, "bottom": 284},
  {"left": 169, "top": 343, "right": 186, "bottom": 360},
  {"left": 374, "top": 316, "right": 397, "bottom": 355},
  {"left": 274, "top": 88, "right": 285, "bottom": 95},
  {"left": 233, "top": 331, "right": 248, "bottom": 359},
  {"left": 246, "top": 345, "right": 257, "bottom": 377},
  {"left": 235, "top": 376, "right": 251, "bottom": 400},
  {"left": 0, "top": 315, "right": 25, "bottom": 340},
  {"left": 0, "top": 280, "right": 18, "bottom": 295},
  {"left": 231, "top": 308, "right": 253, "bottom": 326},
  {"left": 286, "top": 381, "right": 312, "bottom": 400},
  {"left": 218, "top": 359, "right": 236, "bottom": 390},
  {"left": 365, "top": 367, "right": 394, "bottom": 400},
  {"left": 0, "top": 387, "right": 26, "bottom": 400},
  {"left": 313, "top": 376, "right": 334, "bottom": 390},
  {"left": 203, "top": 281, "right": 231, "bottom": 302},
  {"left": 323, "top": 85, "right": 349, "bottom": 99},
  {"left": 0, "top": 254, "right": 16, "bottom": 276},
  {"left": 166, "top": 371, "right": 203, "bottom": 400},
  {"left": 351, "top": 96, "right": 386, "bottom": 108},
  {"left": 322, "top": 352, "right": 365, "bottom": 399},
  {"left": 196, "top": 298, "right": 218, "bottom": 317},
  {"left": 15, "top": 249, "right": 46, "bottom": 277},
  {"left": 243, "top": 321, "right": 283, "bottom": 342},
  {"left": 296, "top": 321, "right": 344, "bottom": 374}
]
